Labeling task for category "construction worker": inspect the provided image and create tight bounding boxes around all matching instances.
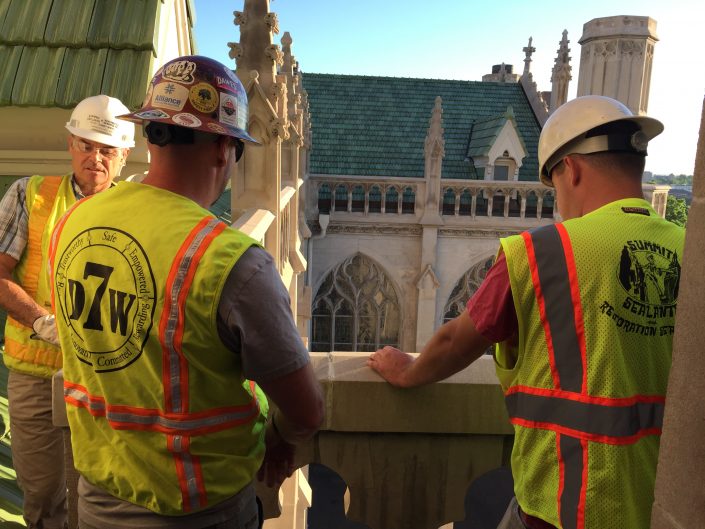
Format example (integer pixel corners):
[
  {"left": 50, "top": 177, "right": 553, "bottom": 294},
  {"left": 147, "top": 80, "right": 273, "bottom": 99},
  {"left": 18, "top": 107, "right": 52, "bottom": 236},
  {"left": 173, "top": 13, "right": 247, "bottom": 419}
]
[
  {"left": 49, "top": 55, "right": 324, "bottom": 528},
  {"left": 0, "top": 95, "right": 134, "bottom": 528},
  {"left": 368, "top": 96, "right": 685, "bottom": 529}
]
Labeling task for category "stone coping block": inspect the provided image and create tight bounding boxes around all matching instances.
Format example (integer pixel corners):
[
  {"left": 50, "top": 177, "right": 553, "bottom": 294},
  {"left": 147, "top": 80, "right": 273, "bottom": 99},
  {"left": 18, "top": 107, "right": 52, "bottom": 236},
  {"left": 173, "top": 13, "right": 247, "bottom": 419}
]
[{"left": 309, "top": 352, "right": 512, "bottom": 435}]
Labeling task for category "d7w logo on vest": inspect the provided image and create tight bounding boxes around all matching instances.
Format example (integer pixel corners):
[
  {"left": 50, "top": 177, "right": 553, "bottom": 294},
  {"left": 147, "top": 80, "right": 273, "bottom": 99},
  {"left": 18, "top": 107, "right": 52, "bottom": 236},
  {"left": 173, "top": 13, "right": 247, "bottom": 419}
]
[{"left": 54, "top": 228, "right": 156, "bottom": 372}]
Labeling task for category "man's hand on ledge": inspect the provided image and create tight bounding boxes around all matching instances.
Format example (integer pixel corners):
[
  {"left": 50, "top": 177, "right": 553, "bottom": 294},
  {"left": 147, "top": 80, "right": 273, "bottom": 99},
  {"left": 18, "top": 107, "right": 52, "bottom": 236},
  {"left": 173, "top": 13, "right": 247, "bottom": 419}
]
[
  {"left": 257, "top": 419, "right": 295, "bottom": 488},
  {"left": 367, "top": 346, "right": 414, "bottom": 388}
]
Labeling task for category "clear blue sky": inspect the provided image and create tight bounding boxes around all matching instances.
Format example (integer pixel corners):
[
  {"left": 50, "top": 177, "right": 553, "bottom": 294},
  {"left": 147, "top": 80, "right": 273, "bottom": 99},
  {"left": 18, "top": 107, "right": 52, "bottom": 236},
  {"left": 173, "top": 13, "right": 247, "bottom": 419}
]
[{"left": 193, "top": 0, "right": 705, "bottom": 176}]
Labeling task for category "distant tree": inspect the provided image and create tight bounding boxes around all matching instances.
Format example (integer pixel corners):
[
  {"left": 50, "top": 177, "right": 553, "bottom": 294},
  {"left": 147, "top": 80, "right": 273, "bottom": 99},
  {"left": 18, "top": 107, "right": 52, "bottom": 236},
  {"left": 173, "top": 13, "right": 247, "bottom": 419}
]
[{"left": 665, "top": 195, "right": 688, "bottom": 227}]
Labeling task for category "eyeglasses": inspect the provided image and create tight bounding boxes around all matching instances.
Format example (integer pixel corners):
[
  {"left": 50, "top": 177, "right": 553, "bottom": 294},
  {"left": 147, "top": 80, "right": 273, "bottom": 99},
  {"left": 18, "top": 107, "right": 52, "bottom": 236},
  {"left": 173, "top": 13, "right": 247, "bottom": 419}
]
[{"left": 71, "top": 137, "right": 121, "bottom": 160}]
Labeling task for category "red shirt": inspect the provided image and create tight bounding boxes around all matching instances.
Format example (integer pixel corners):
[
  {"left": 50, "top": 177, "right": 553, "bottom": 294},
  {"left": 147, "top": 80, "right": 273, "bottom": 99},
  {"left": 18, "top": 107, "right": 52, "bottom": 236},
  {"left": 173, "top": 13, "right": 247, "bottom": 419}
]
[{"left": 466, "top": 252, "right": 518, "bottom": 343}]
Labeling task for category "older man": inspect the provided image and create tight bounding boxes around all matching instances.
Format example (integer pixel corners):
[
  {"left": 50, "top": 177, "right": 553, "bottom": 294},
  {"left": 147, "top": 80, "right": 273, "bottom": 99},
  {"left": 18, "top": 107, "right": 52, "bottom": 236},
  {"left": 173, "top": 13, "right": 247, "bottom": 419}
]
[{"left": 0, "top": 94, "right": 134, "bottom": 529}]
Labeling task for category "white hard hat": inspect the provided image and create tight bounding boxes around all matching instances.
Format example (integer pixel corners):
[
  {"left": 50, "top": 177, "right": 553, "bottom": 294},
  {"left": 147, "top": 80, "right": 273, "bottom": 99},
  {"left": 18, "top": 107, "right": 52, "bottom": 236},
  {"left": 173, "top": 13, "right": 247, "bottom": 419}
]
[
  {"left": 65, "top": 95, "right": 135, "bottom": 148},
  {"left": 538, "top": 95, "right": 663, "bottom": 186}
]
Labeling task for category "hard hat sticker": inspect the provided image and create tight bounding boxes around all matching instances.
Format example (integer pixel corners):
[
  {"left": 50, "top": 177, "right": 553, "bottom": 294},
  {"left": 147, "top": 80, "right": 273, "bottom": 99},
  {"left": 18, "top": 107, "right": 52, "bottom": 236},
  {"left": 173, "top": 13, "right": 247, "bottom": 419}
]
[
  {"left": 162, "top": 60, "right": 197, "bottom": 84},
  {"left": 207, "top": 122, "right": 227, "bottom": 134},
  {"left": 172, "top": 113, "right": 202, "bottom": 128},
  {"left": 86, "top": 114, "right": 119, "bottom": 136},
  {"left": 152, "top": 82, "right": 188, "bottom": 111},
  {"left": 215, "top": 75, "right": 240, "bottom": 94},
  {"left": 189, "top": 83, "right": 218, "bottom": 113},
  {"left": 219, "top": 92, "right": 239, "bottom": 127},
  {"left": 134, "top": 109, "right": 170, "bottom": 120}
]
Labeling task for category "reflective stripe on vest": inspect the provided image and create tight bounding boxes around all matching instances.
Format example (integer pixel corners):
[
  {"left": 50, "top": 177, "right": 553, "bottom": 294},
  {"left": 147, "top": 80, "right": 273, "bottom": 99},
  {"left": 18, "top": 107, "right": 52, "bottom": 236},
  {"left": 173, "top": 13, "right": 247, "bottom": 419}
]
[
  {"left": 507, "top": 223, "right": 665, "bottom": 529},
  {"left": 5, "top": 176, "right": 64, "bottom": 374},
  {"left": 59, "top": 215, "right": 261, "bottom": 512}
]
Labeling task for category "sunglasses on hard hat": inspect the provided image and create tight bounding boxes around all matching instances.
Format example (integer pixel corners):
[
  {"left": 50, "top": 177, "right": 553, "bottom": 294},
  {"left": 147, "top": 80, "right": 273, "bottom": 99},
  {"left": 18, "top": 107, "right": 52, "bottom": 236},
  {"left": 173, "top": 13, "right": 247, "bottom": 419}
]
[{"left": 71, "top": 137, "right": 121, "bottom": 160}]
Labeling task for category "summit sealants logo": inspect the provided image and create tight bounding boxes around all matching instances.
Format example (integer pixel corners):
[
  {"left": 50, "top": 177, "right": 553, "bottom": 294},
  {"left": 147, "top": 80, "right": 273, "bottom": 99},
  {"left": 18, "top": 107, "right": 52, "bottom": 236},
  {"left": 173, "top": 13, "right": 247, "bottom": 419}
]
[
  {"left": 55, "top": 228, "right": 156, "bottom": 372},
  {"left": 599, "top": 239, "right": 681, "bottom": 336}
]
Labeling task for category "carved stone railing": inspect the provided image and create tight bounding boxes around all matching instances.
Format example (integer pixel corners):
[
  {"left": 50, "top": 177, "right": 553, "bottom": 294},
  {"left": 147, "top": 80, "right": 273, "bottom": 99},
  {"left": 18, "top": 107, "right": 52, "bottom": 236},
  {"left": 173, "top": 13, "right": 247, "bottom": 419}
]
[
  {"left": 258, "top": 353, "right": 514, "bottom": 529},
  {"left": 309, "top": 175, "right": 557, "bottom": 222}
]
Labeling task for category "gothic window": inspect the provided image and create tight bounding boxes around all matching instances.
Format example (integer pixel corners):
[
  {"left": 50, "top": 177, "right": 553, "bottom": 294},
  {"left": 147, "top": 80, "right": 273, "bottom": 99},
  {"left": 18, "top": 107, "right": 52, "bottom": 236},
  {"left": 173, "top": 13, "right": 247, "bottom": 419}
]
[
  {"left": 443, "top": 257, "right": 494, "bottom": 323},
  {"left": 542, "top": 193, "right": 555, "bottom": 218},
  {"left": 475, "top": 192, "right": 488, "bottom": 216},
  {"left": 385, "top": 187, "right": 399, "bottom": 214},
  {"left": 318, "top": 184, "right": 331, "bottom": 214},
  {"left": 525, "top": 190, "right": 538, "bottom": 218},
  {"left": 351, "top": 185, "right": 365, "bottom": 212},
  {"left": 442, "top": 188, "right": 456, "bottom": 215},
  {"left": 311, "top": 253, "right": 400, "bottom": 352},
  {"left": 401, "top": 187, "right": 415, "bottom": 214},
  {"left": 334, "top": 185, "right": 348, "bottom": 211},
  {"left": 369, "top": 186, "right": 382, "bottom": 213},
  {"left": 459, "top": 189, "right": 472, "bottom": 216},
  {"left": 492, "top": 191, "right": 506, "bottom": 217}
]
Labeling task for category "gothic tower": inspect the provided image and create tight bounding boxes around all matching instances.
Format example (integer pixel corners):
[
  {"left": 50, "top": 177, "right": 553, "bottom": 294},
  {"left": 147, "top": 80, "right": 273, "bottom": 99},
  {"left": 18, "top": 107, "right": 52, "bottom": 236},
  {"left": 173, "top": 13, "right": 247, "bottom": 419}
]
[{"left": 577, "top": 16, "right": 658, "bottom": 115}]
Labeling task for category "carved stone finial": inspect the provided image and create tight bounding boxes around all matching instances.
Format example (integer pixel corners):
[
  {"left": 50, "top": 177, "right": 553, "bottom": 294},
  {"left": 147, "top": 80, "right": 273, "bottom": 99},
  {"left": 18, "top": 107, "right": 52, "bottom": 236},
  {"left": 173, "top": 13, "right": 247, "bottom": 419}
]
[
  {"left": 234, "top": 11, "right": 247, "bottom": 26},
  {"left": 523, "top": 36, "right": 536, "bottom": 76},
  {"left": 265, "top": 44, "right": 284, "bottom": 66},
  {"left": 281, "top": 31, "right": 292, "bottom": 47},
  {"left": 550, "top": 30, "right": 572, "bottom": 112},
  {"left": 264, "top": 12, "right": 279, "bottom": 34},
  {"left": 227, "top": 42, "right": 242, "bottom": 60},
  {"left": 425, "top": 96, "right": 445, "bottom": 158}
]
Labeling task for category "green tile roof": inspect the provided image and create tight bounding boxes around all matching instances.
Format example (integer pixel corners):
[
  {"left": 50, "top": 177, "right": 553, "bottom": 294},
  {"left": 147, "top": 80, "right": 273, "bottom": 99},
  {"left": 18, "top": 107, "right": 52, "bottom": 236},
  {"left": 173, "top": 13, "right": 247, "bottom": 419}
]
[
  {"left": 301, "top": 74, "right": 541, "bottom": 181},
  {"left": 0, "top": 0, "right": 187, "bottom": 109}
]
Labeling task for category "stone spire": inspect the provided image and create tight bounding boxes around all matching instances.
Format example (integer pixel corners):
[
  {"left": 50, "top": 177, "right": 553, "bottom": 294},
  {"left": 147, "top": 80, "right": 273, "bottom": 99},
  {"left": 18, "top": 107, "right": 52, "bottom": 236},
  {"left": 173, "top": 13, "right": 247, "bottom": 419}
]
[
  {"left": 523, "top": 37, "right": 536, "bottom": 77},
  {"left": 227, "top": 0, "right": 281, "bottom": 93},
  {"left": 424, "top": 96, "right": 445, "bottom": 159},
  {"left": 550, "top": 30, "right": 572, "bottom": 112}
]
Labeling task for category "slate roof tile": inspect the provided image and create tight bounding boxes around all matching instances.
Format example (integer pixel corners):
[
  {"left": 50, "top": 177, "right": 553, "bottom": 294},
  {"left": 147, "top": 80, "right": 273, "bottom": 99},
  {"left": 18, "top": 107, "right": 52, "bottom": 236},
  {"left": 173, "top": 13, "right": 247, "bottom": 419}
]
[{"left": 302, "top": 73, "right": 540, "bottom": 181}]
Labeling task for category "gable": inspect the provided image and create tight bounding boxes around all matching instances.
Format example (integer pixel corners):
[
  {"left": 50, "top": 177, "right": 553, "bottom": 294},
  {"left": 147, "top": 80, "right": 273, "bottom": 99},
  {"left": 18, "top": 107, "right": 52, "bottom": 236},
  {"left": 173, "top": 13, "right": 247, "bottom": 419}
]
[{"left": 301, "top": 74, "right": 541, "bottom": 181}]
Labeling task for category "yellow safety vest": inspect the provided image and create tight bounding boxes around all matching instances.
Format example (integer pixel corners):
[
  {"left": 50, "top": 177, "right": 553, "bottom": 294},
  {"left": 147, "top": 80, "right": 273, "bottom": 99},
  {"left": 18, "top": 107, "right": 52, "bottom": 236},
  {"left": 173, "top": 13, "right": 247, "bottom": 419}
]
[
  {"left": 496, "top": 198, "right": 684, "bottom": 529},
  {"left": 49, "top": 182, "right": 268, "bottom": 515},
  {"left": 4, "top": 174, "right": 75, "bottom": 378}
]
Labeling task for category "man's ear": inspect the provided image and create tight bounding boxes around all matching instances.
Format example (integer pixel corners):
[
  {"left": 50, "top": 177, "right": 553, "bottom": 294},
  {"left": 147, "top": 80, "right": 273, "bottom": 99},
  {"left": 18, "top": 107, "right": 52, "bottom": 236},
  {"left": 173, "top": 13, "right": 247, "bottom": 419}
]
[
  {"left": 215, "top": 135, "right": 230, "bottom": 168},
  {"left": 563, "top": 155, "right": 582, "bottom": 187}
]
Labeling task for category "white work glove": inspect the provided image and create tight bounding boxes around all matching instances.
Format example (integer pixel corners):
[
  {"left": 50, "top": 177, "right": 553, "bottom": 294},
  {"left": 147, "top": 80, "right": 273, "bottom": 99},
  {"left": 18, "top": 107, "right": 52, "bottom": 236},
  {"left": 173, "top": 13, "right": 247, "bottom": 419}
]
[{"left": 31, "top": 314, "right": 60, "bottom": 346}]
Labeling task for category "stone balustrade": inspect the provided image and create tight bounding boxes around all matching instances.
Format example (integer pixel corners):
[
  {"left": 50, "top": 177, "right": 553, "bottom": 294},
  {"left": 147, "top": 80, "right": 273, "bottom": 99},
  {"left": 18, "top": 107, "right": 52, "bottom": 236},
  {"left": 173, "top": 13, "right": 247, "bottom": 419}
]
[
  {"left": 309, "top": 175, "right": 557, "bottom": 222},
  {"left": 257, "top": 353, "right": 514, "bottom": 529}
]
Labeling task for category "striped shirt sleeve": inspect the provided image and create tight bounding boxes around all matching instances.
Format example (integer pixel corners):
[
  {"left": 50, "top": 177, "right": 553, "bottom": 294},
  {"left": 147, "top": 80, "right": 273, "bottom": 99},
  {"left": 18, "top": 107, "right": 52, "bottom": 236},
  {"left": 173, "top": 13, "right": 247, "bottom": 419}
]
[{"left": 0, "top": 177, "right": 30, "bottom": 261}]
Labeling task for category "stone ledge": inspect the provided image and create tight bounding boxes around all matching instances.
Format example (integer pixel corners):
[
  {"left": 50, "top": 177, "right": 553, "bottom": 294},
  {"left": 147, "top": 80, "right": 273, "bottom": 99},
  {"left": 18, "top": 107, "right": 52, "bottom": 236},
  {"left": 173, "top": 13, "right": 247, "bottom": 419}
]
[{"left": 310, "top": 353, "right": 512, "bottom": 435}]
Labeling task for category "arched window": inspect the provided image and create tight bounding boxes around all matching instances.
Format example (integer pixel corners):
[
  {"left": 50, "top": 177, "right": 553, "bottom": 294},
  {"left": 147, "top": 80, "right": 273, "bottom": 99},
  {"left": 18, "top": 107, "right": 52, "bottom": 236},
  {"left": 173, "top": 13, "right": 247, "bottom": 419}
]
[
  {"left": 475, "top": 191, "right": 488, "bottom": 216},
  {"left": 402, "top": 187, "right": 415, "bottom": 214},
  {"left": 443, "top": 257, "right": 494, "bottom": 323},
  {"left": 311, "top": 254, "right": 400, "bottom": 352},
  {"left": 334, "top": 185, "right": 348, "bottom": 211},
  {"left": 385, "top": 187, "right": 399, "bottom": 214},
  {"left": 351, "top": 185, "right": 365, "bottom": 212},
  {"left": 542, "top": 192, "right": 555, "bottom": 218},
  {"left": 492, "top": 190, "right": 505, "bottom": 217},
  {"left": 442, "top": 188, "right": 456, "bottom": 215},
  {"left": 525, "top": 190, "right": 538, "bottom": 218},
  {"left": 318, "top": 184, "right": 331, "bottom": 214},
  {"left": 459, "top": 189, "right": 472, "bottom": 216},
  {"left": 369, "top": 186, "right": 382, "bottom": 213}
]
